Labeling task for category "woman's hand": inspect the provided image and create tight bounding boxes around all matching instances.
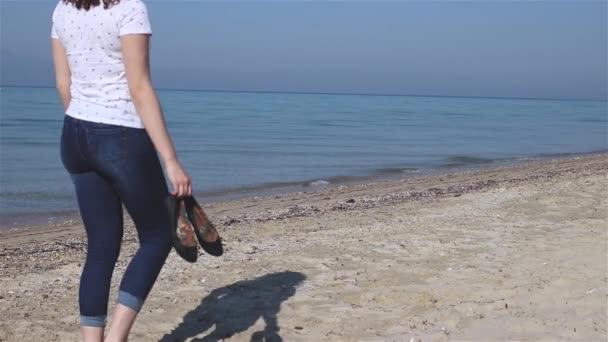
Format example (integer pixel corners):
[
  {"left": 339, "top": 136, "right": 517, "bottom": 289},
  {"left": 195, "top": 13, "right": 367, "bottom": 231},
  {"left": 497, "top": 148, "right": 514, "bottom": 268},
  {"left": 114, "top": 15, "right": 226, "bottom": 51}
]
[{"left": 164, "top": 158, "right": 192, "bottom": 197}]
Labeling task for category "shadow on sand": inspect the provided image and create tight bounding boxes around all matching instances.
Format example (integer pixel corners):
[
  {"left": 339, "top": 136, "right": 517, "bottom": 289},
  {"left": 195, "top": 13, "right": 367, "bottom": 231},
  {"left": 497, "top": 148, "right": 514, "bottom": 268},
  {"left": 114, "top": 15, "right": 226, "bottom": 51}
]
[{"left": 160, "top": 271, "right": 306, "bottom": 342}]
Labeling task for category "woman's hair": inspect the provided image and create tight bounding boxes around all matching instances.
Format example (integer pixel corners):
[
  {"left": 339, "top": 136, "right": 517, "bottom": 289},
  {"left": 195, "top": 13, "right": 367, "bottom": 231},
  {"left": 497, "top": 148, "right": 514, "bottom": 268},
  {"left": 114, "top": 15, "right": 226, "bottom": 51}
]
[{"left": 63, "top": 0, "right": 120, "bottom": 10}]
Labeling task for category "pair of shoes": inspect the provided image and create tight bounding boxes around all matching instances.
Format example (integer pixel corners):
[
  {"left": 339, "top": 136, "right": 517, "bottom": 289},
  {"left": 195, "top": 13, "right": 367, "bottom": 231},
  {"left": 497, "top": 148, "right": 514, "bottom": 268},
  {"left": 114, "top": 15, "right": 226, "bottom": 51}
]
[{"left": 165, "top": 195, "right": 224, "bottom": 262}]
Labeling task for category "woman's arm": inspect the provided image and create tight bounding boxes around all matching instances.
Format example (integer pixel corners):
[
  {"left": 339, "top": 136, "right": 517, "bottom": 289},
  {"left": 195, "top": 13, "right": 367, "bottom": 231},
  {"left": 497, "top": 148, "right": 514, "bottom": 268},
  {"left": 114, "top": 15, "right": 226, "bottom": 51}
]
[
  {"left": 51, "top": 39, "right": 71, "bottom": 111},
  {"left": 121, "top": 34, "right": 192, "bottom": 197}
]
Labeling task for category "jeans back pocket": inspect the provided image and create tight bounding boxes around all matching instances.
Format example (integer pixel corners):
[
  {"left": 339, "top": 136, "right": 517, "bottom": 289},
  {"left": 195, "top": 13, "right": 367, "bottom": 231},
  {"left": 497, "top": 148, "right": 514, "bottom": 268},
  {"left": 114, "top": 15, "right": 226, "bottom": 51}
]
[{"left": 86, "top": 126, "right": 127, "bottom": 162}]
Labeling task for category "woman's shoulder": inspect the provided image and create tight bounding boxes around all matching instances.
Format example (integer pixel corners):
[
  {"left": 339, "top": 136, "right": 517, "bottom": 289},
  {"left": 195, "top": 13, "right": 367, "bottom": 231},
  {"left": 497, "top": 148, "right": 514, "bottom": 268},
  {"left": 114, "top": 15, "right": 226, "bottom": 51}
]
[
  {"left": 52, "top": 0, "right": 66, "bottom": 13},
  {"left": 114, "top": 0, "right": 152, "bottom": 34},
  {"left": 114, "top": 0, "right": 150, "bottom": 19},
  {"left": 116, "top": 0, "right": 149, "bottom": 10},
  {"left": 52, "top": 1, "right": 69, "bottom": 21}
]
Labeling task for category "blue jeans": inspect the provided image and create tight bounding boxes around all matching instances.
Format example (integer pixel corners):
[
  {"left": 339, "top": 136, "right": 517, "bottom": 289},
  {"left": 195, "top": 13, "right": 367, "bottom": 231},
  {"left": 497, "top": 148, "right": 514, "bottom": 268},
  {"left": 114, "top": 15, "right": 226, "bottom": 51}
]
[{"left": 60, "top": 114, "right": 172, "bottom": 327}]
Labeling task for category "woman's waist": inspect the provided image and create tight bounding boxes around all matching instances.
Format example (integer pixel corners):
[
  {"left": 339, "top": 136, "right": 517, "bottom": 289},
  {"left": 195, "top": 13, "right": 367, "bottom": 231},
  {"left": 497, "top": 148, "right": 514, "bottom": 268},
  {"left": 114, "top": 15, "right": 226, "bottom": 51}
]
[
  {"left": 68, "top": 96, "right": 136, "bottom": 112},
  {"left": 66, "top": 98, "right": 144, "bottom": 129}
]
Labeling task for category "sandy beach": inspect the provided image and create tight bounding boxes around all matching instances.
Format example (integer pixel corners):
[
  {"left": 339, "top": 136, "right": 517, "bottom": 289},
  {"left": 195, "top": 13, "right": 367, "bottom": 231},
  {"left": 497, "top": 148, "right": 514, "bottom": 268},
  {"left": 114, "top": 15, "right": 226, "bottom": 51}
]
[{"left": 1, "top": 154, "right": 606, "bottom": 341}]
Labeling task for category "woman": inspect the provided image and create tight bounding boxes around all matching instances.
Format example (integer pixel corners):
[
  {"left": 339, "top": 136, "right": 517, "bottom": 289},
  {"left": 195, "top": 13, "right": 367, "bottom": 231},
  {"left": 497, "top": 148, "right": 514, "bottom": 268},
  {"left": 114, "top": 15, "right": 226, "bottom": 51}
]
[{"left": 51, "top": 0, "right": 191, "bottom": 340}]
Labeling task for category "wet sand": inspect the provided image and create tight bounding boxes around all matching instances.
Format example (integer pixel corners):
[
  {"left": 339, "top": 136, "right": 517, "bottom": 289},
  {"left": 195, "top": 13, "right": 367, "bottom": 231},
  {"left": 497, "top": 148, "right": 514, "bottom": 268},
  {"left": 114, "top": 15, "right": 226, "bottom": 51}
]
[{"left": 1, "top": 154, "right": 607, "bottom": 341}]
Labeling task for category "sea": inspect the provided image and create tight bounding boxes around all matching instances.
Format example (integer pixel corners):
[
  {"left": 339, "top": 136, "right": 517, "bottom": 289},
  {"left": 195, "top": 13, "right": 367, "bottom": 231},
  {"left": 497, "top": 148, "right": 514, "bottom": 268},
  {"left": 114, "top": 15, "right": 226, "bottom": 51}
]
[{"left": 1, "top": 86, "right": 606, "bottom": 227}]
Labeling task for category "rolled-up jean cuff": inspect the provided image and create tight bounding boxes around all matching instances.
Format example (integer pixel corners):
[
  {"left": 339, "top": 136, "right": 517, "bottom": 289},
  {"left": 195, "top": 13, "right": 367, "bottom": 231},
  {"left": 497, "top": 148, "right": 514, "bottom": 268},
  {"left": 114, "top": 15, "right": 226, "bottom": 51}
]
[
  {"left": 80, "top": 315, "right": 106, "bottom": 327},
  {"left": 117, "top": 290, "right": 144, "bottom": 312}
]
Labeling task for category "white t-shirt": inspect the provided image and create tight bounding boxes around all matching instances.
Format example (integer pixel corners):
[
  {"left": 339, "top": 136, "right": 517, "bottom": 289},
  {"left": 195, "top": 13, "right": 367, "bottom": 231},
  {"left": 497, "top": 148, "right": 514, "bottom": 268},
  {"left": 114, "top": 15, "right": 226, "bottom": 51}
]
[{"left": 51, "top": 0, "right": 152, "bottom": 128}]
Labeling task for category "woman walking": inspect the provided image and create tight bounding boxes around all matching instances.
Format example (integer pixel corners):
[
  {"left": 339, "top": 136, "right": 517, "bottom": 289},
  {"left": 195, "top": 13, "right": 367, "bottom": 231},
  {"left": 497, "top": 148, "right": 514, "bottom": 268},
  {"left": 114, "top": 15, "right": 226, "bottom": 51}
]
[{"left": 51, "top": 0, "right": 190, "bottom": 340}]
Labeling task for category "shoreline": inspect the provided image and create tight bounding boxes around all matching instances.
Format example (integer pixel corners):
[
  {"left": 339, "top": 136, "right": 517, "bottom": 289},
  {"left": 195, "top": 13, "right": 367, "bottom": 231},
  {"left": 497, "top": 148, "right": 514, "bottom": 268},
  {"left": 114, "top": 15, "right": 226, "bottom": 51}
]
[
  {"left": 1, "top": 152, "right": 606, "bottom": 271},
  {"left": 1, "top": 152, "right": 606, "bottom": 341},
  {"left": 2, "top": 149, "right": 606, "bottom": 229}
]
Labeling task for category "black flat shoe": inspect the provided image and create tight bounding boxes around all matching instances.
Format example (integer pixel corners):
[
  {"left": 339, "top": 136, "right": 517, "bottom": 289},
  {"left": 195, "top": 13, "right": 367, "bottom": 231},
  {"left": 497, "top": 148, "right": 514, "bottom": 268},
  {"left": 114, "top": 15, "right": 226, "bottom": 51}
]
[
  {"left": 165, "top": 195, "right": 199, "bottom": 262},
  {"left": 184, "top": 195, "right": 224, "bottom": 257}
]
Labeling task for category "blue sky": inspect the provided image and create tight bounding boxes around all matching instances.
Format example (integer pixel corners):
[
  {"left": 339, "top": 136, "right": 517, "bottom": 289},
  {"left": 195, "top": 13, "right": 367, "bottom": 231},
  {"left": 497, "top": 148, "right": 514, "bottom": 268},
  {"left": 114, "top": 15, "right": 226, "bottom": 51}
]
[{"left": 1, "top": 1, "right": 606, "bottom": 100}]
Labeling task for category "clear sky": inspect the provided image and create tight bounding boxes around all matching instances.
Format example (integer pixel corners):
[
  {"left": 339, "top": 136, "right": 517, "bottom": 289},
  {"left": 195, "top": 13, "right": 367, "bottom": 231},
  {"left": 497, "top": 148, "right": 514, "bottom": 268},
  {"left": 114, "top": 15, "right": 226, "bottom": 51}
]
[{"left": 1, "top": 1, "right": 606, "bottom": 100}]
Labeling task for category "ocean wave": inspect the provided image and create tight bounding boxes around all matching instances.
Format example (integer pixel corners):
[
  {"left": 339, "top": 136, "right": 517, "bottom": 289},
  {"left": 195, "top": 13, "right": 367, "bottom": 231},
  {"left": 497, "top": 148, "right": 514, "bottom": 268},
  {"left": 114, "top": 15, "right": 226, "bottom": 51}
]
[
  {"left": 439, "top": 155, "right": 499, "bottom": 168},
  {"left": 372, "top": 167, "right": 420, "bottom": 175},
  {"left": 577, "top": 118, "right": 607, "bottom": 123},
  {"left": 308, "top": 180, "right": 331, "bottom": 187},
  {"left": 401, "top": 168, "right": 420, "bottom": 174}
]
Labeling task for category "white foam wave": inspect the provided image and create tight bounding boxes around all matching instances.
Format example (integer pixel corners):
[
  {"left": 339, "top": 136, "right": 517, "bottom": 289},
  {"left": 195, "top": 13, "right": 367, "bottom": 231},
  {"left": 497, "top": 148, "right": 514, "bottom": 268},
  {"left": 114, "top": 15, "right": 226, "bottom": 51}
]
[{"left": 309, "top": 180, "right": 331, "bottom": 187}]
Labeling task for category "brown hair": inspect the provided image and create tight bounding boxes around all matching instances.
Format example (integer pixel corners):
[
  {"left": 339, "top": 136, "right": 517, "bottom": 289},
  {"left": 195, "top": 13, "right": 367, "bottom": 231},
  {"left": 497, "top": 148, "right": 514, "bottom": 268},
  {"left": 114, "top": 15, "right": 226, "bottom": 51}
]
[{"left": 63, "top": 0, "right": 120, "bottom": 11}]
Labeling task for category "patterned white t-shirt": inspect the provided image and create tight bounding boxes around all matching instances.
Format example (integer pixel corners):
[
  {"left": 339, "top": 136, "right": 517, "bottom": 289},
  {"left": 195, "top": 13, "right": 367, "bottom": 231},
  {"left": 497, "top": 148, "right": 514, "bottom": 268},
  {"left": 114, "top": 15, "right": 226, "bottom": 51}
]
[{"left": 51, "top": 0, "right": 152, "bottom": 128}]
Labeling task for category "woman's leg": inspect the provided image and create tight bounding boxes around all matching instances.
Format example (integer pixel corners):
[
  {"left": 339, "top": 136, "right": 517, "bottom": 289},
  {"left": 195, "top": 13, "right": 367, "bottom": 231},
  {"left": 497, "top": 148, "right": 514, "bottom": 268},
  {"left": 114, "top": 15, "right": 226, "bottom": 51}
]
[
  {"left": 70, "top": 171, "right": 124, "bottom": 341},
  {"left": 101, "top": 129, "right": 172, "bottom": 341},
  {"left": 61, "top": 116, "right": 123, "bottom": 340}
]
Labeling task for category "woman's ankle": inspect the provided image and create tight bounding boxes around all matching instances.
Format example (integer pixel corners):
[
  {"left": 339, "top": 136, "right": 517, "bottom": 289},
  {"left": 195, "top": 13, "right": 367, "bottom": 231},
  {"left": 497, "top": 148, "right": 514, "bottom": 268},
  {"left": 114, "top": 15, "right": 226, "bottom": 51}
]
[
  {"left": 81, "top": 326, "right": 104, "bottom": 342},
  {"left": 104, "top": 304, "right": 138, "bottom": 342}
]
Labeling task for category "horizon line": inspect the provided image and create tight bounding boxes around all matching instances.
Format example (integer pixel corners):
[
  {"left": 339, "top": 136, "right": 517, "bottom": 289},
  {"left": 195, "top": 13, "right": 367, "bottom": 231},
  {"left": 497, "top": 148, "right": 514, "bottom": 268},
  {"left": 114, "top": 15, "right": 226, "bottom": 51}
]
[{"left": 0, "top": 84, "right": 606, "bottom": 102}]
